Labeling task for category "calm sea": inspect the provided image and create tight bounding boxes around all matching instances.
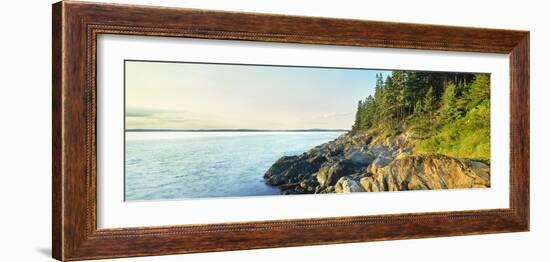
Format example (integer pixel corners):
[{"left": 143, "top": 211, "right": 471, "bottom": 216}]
[{"left": 125, "top": 131, "right": 344, "bottom": 201}]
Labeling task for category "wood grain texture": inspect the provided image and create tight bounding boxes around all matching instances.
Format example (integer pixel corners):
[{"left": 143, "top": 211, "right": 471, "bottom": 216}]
[
  {"left": 52, "top": 2, "right": 63, "bottom": 260},
  {"left": 509, "top": 35, "right": 530, "bottom": 226},
  {"left": 52, "top": 1, "right": 530, "bottom": 261}
]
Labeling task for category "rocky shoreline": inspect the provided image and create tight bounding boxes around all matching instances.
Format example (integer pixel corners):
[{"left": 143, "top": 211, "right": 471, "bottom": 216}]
[{"left": 263, "top": 131, "right": 490, "bottom": 194}]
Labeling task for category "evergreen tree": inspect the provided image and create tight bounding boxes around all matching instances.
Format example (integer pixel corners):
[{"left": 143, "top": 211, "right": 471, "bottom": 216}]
[
  {"left": 413, "top": 100, "right": 424, "bottom": 117},
  {"left": 350, "top": 71, "right": 490, "bottom": 161},
  {"left": 466, "top": 74, "right": 490, "bottom": 109},
  {"left": 423, "top": 86, "right": 437, "bottom": 135},
  {"left": 440, "top": 83, "right": 460, "bottom": 122},
  {"left": 353, "top": 100, "right": 364, "bottom": 131}
]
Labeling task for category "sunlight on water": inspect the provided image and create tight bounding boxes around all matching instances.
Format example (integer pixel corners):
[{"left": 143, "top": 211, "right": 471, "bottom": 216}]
[{"left": 125, "top": 131, "right": 344, "bottom": 201}]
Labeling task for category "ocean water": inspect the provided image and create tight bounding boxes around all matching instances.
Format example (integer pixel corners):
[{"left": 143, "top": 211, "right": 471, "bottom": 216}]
[{"left": 125, "top": 131, "right": 344, "bottom": 201}]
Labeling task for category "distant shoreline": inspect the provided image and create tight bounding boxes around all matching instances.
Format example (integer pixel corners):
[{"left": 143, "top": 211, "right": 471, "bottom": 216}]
[{"left": 125, "top": 129, "right": 350, "bottom": 132}]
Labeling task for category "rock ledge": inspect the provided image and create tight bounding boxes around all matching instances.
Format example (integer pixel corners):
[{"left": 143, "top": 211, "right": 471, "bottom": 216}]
[{"left": 264, "top": 132, "right": 490, "bottom": 194}]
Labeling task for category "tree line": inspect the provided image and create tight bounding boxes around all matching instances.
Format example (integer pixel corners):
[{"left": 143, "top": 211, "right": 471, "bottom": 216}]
[{"left": 352, "top": 70, "right": 491, "bottom": 161}]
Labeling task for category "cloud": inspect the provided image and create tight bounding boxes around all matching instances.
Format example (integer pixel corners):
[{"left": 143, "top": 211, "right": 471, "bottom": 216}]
[
  {"left": 125, "top": 107, "right": 159, "bottom": 117},
  {"left": 125, "top": 106, "right": 231, "bottom": 129},
  {"left": 125, "top": 111, "right": 152, "bottom": 117},
  {"left": 126, "top": 107, "right": 196, "bottom": 120}
]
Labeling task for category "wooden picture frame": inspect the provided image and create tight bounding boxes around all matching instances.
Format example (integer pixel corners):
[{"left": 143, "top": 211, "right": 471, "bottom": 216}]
[{"left": 52, "top": 1, "right": 529, "bottom": 261}]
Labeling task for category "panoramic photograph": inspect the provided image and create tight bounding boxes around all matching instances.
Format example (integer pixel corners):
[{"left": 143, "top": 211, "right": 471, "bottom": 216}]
[{"left": 124, "top": 60, "right": 491, "bottom": 201}]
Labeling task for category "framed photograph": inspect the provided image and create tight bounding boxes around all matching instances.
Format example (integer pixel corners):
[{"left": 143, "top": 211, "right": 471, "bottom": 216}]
[{"left": 52, "top": 1, "right": 529, "bottom": 261}]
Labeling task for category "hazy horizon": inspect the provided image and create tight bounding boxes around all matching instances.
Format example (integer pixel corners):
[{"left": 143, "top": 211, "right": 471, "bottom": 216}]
[
  {"left": 125, "top": 61, "right": 391, "bottom": 130},
  {"left": 125, "top": 128, "right": 350, "bottom": 131}
]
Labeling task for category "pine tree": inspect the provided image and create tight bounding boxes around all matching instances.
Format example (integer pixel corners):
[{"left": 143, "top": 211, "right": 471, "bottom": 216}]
[
  {"left": 440, "top": 83, "right": 460, "bottom": 122},
  {"left": 466, "top": 74, "right": 490, "bottom": 109},
  {"left": 423, "top": 86, "right": 437, "bottom": 135},
  {"left": 413, "top": 100, "right": 424, "bottom": 117},
  {"left": 353, "top": 100, "right": 364, "bottom": 131}
]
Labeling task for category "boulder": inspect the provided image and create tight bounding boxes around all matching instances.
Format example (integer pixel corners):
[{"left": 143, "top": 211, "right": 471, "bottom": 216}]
[
  {"left": 360, "top": 154, "right": 490, "bottom": 192},
  {"left": 315, "top": 160, "right": 358, "bottom": 187},
  {"left": 334, "top": 176, "right": 365, "bottom": 193},
  {"left": 367, "top": 151, "right": 394, "bottom": 175},
  {"left": 344, "top": 147, "right": 374, "bottom": 166},
  {"left": 264, "top": 154, "right": 327, "bottom": 186},
  {"left": 264, "top": 156, "right": 297, "bottom": 179}
]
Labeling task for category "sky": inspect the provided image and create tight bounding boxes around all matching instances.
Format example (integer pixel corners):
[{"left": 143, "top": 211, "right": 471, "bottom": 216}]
[{"left": 125, "top": 61, "right": 391, "bottom": 130}]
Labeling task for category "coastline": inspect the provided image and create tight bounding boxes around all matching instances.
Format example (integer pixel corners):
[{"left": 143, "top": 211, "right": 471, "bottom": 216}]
[{"left": 263, "top": 129, "right": 490, "bottom": 195}]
